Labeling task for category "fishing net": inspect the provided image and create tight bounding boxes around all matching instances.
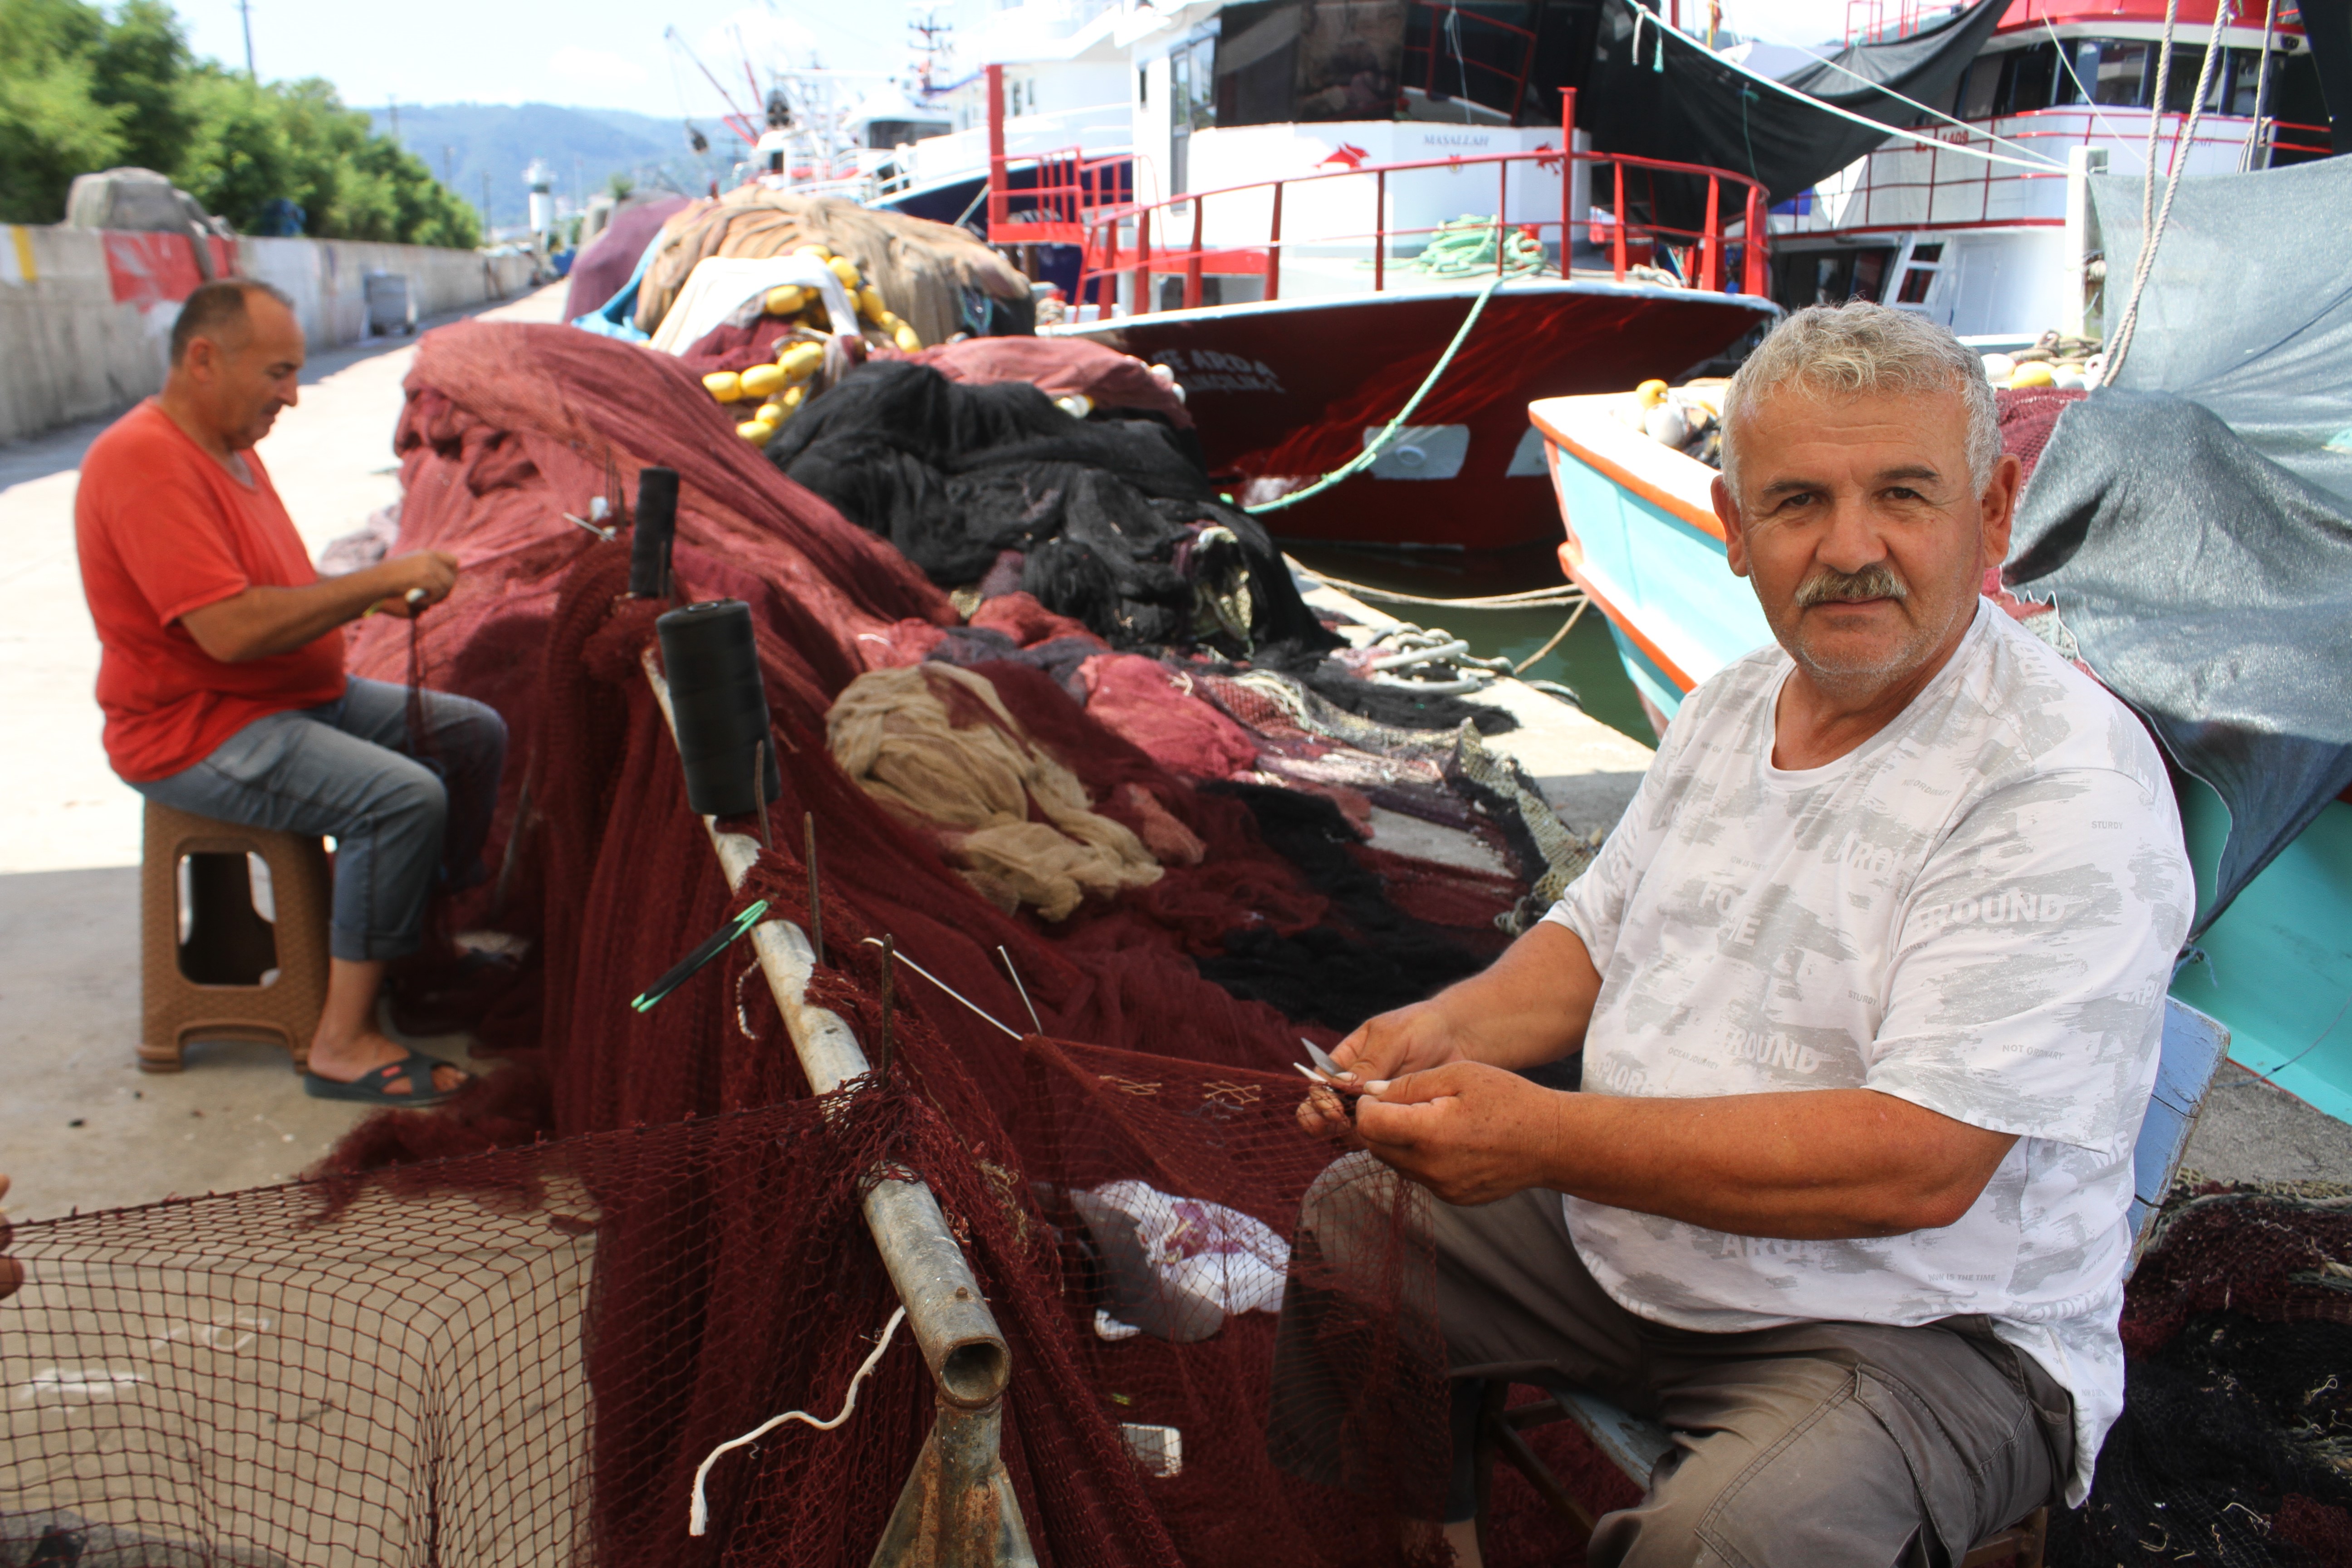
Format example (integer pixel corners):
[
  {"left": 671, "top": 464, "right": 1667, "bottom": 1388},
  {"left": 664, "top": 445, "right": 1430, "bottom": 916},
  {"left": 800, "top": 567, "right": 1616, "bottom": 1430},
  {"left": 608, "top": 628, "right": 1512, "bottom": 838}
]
[
  {"left": 21, "top": 315, "right": 2327, "bottom": 1568},
  {"left": 2048, "top": 1184, "right": 2352, "bottom": 1568}
]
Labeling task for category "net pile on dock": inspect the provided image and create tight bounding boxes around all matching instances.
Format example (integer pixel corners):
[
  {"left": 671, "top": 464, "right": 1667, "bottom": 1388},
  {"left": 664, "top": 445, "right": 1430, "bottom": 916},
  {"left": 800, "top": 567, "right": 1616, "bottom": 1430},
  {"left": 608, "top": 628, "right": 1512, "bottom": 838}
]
[{"left": 0, "top": 315, "right": 1548, "bottom": 1562}]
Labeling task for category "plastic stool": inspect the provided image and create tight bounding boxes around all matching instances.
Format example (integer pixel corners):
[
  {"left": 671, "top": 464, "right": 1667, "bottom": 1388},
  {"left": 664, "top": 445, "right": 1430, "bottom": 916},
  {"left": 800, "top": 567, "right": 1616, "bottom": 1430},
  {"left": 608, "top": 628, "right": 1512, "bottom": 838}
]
[{"left": 138, "top": 800, "right": 332, "bottom": 1073}]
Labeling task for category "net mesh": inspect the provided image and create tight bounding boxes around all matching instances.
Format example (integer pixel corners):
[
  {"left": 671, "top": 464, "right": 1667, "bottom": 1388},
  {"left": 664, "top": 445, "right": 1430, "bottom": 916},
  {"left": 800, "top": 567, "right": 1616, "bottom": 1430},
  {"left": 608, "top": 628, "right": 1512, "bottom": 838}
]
[{"left": 11, "top": 321, "right": 2345, "bottom": 1568}]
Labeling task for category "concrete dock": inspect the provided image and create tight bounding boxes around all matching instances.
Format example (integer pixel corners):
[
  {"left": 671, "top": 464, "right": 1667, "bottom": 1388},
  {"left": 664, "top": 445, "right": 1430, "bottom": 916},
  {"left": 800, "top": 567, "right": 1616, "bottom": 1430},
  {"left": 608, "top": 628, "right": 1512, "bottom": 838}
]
[{"left": 1, "top": 278, "right": 2342, "bottom": 1227}]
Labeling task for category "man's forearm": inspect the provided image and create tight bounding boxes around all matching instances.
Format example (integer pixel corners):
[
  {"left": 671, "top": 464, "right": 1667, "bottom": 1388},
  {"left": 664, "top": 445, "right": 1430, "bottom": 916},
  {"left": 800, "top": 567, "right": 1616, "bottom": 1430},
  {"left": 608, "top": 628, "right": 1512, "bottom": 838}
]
[
  {"left": 1536, "top": 1087, "right": 2019, "bottom": 1238},
  {"left": 181, "top": 567, "right": 403, "bottom": 662},
  {"left": 1423, "top": 921, "right": 1603, "bottom": 1070}
]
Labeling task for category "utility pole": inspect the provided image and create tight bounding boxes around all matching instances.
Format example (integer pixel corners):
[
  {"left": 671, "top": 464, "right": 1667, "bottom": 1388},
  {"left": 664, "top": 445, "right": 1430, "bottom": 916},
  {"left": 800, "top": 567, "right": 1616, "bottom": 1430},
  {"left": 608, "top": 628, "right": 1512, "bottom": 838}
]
[
  {"left": 238, "top": 0, "right": 256, "bottom": 81},
  {"left": 388, "top": 97, "right": 400, "bottom": 147}
]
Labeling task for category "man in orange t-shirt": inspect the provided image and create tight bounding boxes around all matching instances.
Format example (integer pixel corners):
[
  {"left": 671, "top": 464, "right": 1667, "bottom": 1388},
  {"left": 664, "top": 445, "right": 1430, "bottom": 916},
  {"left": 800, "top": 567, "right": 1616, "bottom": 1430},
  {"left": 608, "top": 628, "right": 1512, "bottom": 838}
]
[{"left": 76, "top": 279, "right": 505, "bottom": 1107}]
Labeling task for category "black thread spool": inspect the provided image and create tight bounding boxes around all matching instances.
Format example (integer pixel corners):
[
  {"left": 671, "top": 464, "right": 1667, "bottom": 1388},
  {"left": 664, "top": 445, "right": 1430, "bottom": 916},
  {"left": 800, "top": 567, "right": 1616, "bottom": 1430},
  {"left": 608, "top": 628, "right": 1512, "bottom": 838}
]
[
  {"left": 657, "top": 600, "right": 781, "bottom": 817},
  {"left": 629, "top": 466, "right": 679, "bottom": 598}
]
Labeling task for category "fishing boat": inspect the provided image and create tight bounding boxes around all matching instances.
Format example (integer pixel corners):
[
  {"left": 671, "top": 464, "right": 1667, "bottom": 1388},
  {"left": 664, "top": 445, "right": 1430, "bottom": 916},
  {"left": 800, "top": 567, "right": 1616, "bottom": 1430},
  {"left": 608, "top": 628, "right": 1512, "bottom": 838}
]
[
  {"left": 1761, "top": 0, "right": 2339, "bottom": 343},
  {"left": 828, "top": 0, "right": 1798, "bottom": 553}
]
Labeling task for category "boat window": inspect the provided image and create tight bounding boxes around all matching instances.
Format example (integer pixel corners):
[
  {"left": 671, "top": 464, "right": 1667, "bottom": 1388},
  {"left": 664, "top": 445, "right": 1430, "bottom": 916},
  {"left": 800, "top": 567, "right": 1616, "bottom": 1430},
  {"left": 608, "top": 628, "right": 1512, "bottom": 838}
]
[
  {"left": 2162, "top": 47, "right": 2217, "bottom": 113},
  {"left": 2084, "top": 40, "right": 2154, "bottom": 107},
  {"left": 1851, "top": 248, "right": 1891, "bottom": 304},
  {"left": 1171, "top": 35, "right": 1218, "bottom": 133},
  {"left": 1895, "top": 243, "right": 1941, "bottom": 306},
  {"left": 863, "top": 120, "right": 947, "bottom": 149},
  {"left": 1956, "top": 54, "right": 2001, "bottom": 120},
  {"left": 2219, "top": 49, "right": 2265, "bottom": 116},
  {"left": 1996, "top": 42, "right": 2058, "bottom": 114}
]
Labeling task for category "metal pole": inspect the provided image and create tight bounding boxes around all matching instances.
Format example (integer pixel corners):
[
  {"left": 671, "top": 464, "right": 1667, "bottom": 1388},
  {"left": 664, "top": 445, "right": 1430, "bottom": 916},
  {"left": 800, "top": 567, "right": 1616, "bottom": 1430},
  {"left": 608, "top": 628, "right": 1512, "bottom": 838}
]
[
  {"left": 986, "top": 65, "right": 1009, "bottom": 238},
  {"left": 1374, "top": 168, "right": 1387, "bottom": 291},
  {"left": 1186, "top": 196, "right": 1203, "bottom": 309},
  {"left": 239, "top": 0, "right": 256, "bottom": 81},
  {"left": 644, "top": 657, "right": 1031, "bottom": 1565},
  {"left": 1742, "top": 182, "right": 1767, "bottom": 297},
  {"left": 1612, "top": 161, "right": 1627, "bottom": 280},
  {"left": 2242, "top": 0, "right": 2279, "bottom": 171},
  {"left": 1267, "top": 181, "right": 1283, "bottom": 301},
  {"left": 1133, "top": 208, "right": 1152, "bottom": 314},
  {"left": 1700, "top": 175, "right": 1720, "bottom": 291},
  {"left": 1560, "top": 87, "right": 1577, "bottom": 265}
]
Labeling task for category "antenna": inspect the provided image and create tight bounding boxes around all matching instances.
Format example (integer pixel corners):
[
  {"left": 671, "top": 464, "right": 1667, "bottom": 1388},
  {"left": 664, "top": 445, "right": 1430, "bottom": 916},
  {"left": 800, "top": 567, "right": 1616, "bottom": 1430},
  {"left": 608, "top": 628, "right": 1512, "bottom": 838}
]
[{"left": 908, "top": 9, "right": 955, "bottom": 95}]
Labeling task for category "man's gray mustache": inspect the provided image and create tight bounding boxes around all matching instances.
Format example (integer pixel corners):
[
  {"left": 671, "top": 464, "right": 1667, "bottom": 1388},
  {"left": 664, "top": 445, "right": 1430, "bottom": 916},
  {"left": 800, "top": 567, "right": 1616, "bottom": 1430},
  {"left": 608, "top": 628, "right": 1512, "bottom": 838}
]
[{"left": 1795, "top": 563, "right": 1909, "bottom": 608}]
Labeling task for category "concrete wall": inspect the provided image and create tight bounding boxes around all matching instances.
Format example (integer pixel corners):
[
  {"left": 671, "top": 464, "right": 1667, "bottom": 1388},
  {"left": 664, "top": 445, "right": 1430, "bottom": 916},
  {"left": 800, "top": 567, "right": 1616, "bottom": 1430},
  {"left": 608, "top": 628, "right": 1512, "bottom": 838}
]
[{"left": 0, "top": 225, "right": 538, "bottom": 445}]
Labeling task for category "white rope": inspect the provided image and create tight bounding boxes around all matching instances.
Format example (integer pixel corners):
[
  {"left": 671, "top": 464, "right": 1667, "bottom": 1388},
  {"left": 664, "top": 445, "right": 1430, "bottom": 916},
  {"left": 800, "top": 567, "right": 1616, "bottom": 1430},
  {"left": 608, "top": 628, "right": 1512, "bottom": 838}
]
[
  {"left": 2240, "top": 0, "right": 2280, "bottom": 172},
  {"left": 2042, "top": 17, "right": 2155, "bottom": 170},
  {"left": 1794, "top": 47, "right": 2067, "bottom": 169},
  {"left": 1640, "top": 4, "right": 2067, "bottom": 173},
  {"left": 2104, "top": 0, "right": 2231, "bottom": 385},
  {"left": 1296, "top": 570, "right": 1585, "bottom": 610},
  {"left": 863, "top": 937, "right": 1023, "bottom": 1040},
  {"left": 688, "top": 1305, "right": 908, "bottom": 1536}
]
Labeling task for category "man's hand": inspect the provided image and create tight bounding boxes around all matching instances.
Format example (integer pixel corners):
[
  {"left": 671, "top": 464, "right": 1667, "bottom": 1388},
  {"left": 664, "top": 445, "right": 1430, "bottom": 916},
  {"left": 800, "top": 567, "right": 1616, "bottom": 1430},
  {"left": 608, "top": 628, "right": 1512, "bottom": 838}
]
[
  {"left": 0, "top": 1175, "right": 21, "bottom": 1301},
  {"left": 1294, "top": 925, "right": 1602, "bottom": 1146},
  {"left": 372, "top": 550, "right": 459, "bottom": 617},
  {"left": 1354, "top": 1062, "right": 1564, "bottom": 1205},
  {"left": 1294, "top": 1001, "right": 1469, "bottom": 1142}
]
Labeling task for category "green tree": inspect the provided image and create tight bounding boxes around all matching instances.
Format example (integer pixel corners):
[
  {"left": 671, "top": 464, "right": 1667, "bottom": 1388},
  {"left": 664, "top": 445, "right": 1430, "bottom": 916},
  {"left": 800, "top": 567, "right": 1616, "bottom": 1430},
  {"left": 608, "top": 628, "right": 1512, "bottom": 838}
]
[
  {"left": 0, "top": 0, "right": 477, "bottom": 247},
  {"left": 88, "top": 0, "right": 192, "bottom": 174},
  {"left": 0, "top": 0, "right": 128, "bottom": 222}
]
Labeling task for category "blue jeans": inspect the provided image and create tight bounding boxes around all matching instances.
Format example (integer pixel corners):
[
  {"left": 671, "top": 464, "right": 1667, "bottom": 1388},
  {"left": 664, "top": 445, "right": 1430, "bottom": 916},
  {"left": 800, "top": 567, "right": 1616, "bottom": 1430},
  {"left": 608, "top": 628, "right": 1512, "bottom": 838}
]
[{"left": 133, "top": 678, "right": 508, "bottom": 962}]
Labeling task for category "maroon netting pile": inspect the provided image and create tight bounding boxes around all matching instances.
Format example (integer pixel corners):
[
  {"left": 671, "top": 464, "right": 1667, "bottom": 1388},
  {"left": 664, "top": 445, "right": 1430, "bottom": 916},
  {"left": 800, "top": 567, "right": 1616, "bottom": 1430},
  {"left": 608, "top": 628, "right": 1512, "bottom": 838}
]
[{"left": 0, "top": 317, "right": 1553, "bottom": 1568}]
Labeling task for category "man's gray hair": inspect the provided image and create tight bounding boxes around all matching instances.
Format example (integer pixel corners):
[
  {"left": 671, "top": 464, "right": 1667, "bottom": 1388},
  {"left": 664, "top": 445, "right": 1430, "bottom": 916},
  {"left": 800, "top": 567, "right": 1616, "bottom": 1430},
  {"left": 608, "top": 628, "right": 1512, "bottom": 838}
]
[{"left": 1720, "top": 301, "right": 1999, "bottom": 495}]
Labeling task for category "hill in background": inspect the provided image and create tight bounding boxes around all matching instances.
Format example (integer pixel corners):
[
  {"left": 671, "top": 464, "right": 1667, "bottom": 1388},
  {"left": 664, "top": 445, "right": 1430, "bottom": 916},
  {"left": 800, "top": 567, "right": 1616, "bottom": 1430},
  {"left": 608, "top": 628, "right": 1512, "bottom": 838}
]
[{"left": 367, "top": 103, "right": 742, "bottom": 233}]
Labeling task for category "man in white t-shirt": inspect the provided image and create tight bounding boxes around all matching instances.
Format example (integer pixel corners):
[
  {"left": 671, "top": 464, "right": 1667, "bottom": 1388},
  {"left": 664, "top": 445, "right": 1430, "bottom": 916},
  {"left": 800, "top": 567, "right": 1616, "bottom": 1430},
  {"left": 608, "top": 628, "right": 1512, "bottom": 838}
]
[{"left": 1279, "top": 301, "right": 2193, "bottom": 1566}]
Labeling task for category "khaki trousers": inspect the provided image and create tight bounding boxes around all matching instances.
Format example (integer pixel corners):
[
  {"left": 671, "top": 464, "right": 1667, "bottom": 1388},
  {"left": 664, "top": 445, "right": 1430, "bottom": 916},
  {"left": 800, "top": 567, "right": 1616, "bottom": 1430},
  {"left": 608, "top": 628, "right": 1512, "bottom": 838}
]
[{"left": 1269, "top": 1157, "right": 2074, "bottom": 1568}]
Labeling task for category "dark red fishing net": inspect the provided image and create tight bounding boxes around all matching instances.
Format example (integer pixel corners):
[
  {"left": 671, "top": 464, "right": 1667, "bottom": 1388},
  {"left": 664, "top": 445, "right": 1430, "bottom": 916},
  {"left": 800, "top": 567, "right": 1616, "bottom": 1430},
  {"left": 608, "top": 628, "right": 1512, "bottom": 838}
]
[{"left": 0, "top": 318, "right": 1529, "bottom": 1567}]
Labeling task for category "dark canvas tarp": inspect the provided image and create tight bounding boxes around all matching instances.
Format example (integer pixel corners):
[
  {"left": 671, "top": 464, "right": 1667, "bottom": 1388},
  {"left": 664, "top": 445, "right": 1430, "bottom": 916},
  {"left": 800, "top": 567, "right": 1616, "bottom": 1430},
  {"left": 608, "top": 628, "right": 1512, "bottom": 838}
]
[
  {"left": 1579, "top": 0, "right": 2004, "bottom": 229},
  {"left": 2005, "top": 155, "right": 2352, "bottom": 931}
]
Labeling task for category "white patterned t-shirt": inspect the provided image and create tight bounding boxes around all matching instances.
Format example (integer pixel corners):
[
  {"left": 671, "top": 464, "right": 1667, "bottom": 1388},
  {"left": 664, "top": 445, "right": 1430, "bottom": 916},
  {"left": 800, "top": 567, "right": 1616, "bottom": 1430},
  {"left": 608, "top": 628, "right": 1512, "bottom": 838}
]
[{"left": 1544, "top": 603, "right": 2194, "bottom": 1505}]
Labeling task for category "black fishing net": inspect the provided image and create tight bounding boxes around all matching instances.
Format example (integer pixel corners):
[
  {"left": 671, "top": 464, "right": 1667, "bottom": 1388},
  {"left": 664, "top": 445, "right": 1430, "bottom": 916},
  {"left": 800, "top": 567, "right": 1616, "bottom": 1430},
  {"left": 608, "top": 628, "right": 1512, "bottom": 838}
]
[
  {"left": 2050, "top": 1184, "right": 2352, "bottom": 1568},
  {"left": 766, "top": 361, "right": 1329, "bottom": 656}
]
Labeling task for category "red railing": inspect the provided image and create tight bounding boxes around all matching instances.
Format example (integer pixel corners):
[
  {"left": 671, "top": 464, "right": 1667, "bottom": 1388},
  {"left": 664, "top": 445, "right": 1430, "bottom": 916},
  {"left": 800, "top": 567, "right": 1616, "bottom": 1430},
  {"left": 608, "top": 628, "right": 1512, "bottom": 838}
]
[
  {"left": 1790, "top": 105, "right": 2335, "bottom": 235},
  {"left": 985, "top": 143, "right": 1132, "bottom": 245},
  {"left": 983, "top": 94, "right": 1770, "bottom": 316},
  {"left": 1401, "top": 0, "right": 1540, "bottom": 120}
]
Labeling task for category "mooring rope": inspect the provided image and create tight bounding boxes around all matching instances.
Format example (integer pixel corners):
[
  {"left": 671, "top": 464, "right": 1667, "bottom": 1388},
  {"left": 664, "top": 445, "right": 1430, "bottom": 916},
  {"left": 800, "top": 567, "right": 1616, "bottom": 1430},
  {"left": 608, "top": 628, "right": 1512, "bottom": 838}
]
[{"left": 1246, "top": 270, "right": 1510, "bottom": 514}]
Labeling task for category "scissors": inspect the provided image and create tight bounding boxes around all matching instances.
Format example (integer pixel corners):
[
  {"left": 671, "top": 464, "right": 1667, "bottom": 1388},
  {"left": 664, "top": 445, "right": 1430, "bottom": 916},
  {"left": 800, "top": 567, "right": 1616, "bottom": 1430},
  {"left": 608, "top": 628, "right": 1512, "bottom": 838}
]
[{"left": 1294, "top": 1038, "right": 1364, "bottom": 1120}]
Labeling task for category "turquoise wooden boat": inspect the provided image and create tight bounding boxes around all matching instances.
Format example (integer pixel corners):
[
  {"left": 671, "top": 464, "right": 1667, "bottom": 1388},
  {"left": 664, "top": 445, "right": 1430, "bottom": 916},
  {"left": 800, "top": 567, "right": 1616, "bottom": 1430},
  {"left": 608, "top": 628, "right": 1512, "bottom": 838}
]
[{"left": 1529, "top": 392, "right": 2352, "bottom": 1125}]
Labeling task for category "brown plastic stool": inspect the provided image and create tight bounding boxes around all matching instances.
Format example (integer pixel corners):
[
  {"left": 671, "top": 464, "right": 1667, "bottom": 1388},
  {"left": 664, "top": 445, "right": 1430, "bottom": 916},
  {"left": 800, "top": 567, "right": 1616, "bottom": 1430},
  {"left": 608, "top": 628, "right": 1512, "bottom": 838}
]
[{"left": 138, "top": 800, "right": 332, "bottom": 1073}]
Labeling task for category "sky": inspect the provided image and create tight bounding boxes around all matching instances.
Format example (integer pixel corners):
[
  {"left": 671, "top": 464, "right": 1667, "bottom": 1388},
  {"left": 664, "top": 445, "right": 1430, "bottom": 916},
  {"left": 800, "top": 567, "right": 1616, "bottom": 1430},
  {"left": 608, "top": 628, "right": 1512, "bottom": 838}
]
[
  {"left": 176, "top": 0, "right": 989, "bottom": 121},
  {"left": 177, "top": 0, "right": 1858, "bottom": 121}
]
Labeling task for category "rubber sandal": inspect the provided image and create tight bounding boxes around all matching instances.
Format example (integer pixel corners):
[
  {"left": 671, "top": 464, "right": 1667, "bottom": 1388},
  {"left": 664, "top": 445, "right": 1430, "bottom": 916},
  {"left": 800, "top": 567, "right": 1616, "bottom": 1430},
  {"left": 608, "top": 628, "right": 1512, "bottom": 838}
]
[{"left": 303, "top": 1050, "right": 467, "bottom": 1107}]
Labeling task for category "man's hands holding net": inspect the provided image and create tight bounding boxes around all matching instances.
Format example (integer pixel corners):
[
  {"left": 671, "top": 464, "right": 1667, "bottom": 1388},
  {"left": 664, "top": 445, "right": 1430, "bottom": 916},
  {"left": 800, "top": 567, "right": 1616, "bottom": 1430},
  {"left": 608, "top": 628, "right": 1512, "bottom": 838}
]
[{"left": 1296, "top": 1002, "right": 1575, "bottom": 1205}]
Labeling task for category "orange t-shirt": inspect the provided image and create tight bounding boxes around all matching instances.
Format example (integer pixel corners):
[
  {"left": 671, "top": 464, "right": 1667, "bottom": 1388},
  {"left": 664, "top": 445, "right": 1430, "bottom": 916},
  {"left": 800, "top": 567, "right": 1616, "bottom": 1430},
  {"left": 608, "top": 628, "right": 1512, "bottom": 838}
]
[{"left": 75, "top": 400, "right": 347, "bottom": 782}]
